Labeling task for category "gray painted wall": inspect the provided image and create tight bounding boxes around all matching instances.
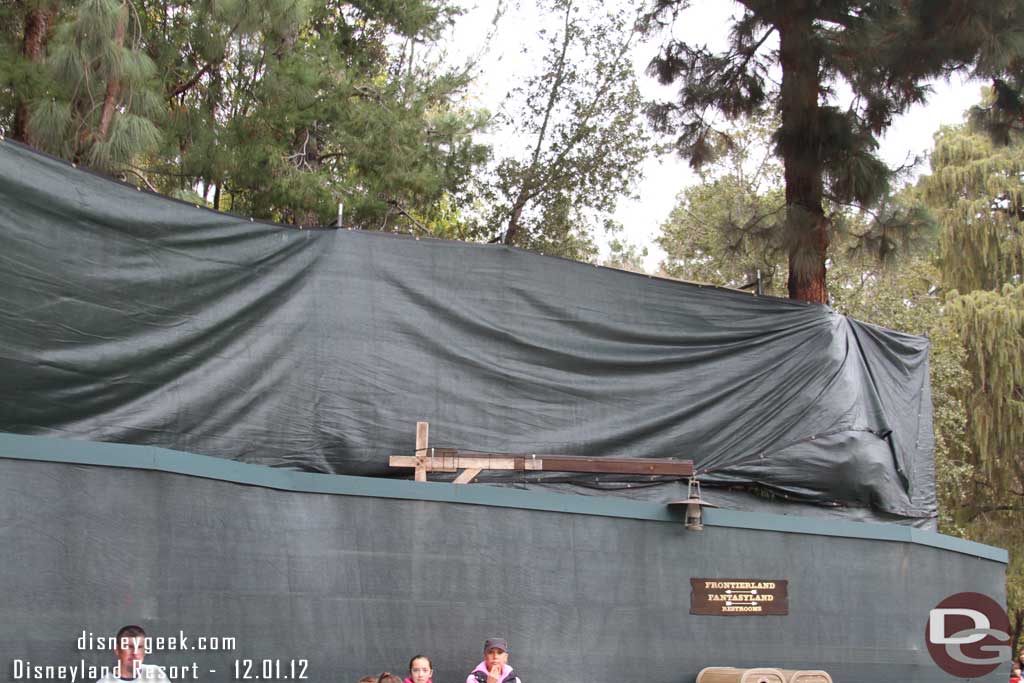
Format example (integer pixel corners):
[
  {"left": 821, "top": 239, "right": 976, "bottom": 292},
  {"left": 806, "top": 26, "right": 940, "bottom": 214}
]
[{"left": 0, "top": 443, "right": 1008, "bottom": 683}]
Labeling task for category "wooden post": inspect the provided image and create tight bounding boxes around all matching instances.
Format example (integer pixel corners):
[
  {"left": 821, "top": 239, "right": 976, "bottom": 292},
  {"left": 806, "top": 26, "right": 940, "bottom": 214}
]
[{"left": 415, "top": 421, "right": 429, "bottom": 482}]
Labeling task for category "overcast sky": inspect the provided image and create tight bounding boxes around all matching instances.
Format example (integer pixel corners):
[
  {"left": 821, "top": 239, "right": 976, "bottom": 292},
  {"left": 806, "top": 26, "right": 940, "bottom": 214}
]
[{"left": 444, "top": 0, "right": 985, "bottom": 269}]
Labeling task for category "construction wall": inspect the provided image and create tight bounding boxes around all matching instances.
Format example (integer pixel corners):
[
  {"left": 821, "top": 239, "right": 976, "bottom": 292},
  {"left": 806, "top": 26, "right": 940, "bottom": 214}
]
[{"left": 0, "top": 437, "right": 1006, "bottom": 683}]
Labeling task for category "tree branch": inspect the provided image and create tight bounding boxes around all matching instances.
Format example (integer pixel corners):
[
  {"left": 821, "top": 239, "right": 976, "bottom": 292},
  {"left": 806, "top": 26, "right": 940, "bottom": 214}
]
[
  {"left": 387, "top": 197, "right": 431, "bottom": 234},
  {"left": 169, "top": 60, "right": 218, "bottom": 97},
  {"left": 964, "top": 504, "right": 1024, "bottom": 522},
  {"left": 121, "top": 166, "right": 159, "bottom": 193},
  {"left": 730, "top": 28, "right": 775, "bottom": 83},
  {"left": 529, "top": 0, "right": 574, "bottom": 170}
]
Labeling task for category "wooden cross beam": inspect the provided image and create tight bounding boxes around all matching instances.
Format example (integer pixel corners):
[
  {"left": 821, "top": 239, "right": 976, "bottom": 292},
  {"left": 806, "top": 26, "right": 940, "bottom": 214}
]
[{"left": 390, "top": 422, "right": 694, "bottom": 483}]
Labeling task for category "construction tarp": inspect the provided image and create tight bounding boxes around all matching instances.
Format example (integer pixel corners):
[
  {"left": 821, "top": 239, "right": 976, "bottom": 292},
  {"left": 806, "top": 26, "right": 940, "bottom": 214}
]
[{"left": 0, "top": 140, "right": 936, "bottom": 526}]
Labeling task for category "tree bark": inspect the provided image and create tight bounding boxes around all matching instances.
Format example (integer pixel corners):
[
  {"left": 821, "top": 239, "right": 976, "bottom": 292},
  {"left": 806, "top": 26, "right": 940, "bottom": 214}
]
[
  {"left": 13, "top": 6, "right": 55, "bottom": 143},
  {"left": 504, "top": 193, "right": 530, "bottom": 246},
  {"left": 777, "top": 7, "right": 828, "bottom": 304},
  {"left": 97, "top": 7, "right": 127, "bottom": 142}
]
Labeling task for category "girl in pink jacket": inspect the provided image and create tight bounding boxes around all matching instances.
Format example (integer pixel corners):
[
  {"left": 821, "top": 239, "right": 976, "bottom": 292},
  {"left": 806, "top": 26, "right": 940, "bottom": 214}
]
[{"left": 405, "top": 655, "right": 433, "bottom": 683}]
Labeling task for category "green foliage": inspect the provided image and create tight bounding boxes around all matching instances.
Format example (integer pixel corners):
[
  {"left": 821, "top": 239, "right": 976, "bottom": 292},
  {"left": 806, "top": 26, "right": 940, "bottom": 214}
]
[
  {"left": 919, "top": 116, "right": 1024, "bottom": 651},
  {"left": 26, "top": 0, "right": 164, "bottom": 170},
  {"left": 142, "top": 0, "right": 490, "bottom": 228},
  {"left": 656, "top": 112, "right": 787, "bottom": 293},
  {"left": 2, "top": 0, "right": 489, "bottom": 231},
  {"left": 88, "top": 113, "right": 160, "bottom": 169},
  {"left": 945, "top": 283, "right": 1024, "bottom": 498},
  {"left": 921, "top": 121, "right": 1024, "bottom": 508},
  {"left": 925, "top": 124, "right": 1024, "bottom": 291},
  {"left": 643, "top": 0, "right": 1021, "bottom": 301},
  {"left": 603, "top": 221, "right": 649, "bottom": 273},
  {"left": 0, "top": 3, "right": 54, "bottom": 138},
  {"left": 656, "top": 112, "right": 932, "bottom": 296},
  {"left": 1, "top": 0, "right": 656, "bottom": 256},
  {"left": 483, "top": 0, "right": 651, "bottom": 261}
]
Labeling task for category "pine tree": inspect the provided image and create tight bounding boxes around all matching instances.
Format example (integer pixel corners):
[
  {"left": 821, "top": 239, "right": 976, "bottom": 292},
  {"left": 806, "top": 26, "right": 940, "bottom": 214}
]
[
  {"left": 133, "top": 0, "right": 489, "bottom": 227},
  {"left": 2, "top": 0, "right": 489, "bottom": 229},
  {"left": 656, "top": 112, "right": 787, "bottom": 293},
  {"left": 656, "top": 111, "right": 930, "bottom": 296},
  {"left": 1, "top": 1, "right": 60, "bottom": 144},
  {"left": 28, "top": 0, "right": 163, "bottom": 171},
  {"left": 644, "top": 0, "right": 1023, "bottom": 302},
  {"left": 221, "top": 1, "right": 483, "bottom": 225}
]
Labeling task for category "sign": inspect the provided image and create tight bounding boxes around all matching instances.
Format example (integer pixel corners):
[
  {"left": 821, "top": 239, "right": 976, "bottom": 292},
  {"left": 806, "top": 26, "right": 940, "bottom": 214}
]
[
  {"left": 690, "top": 578, "right": 788, "bottom": 616},
  {"left": 925, "top": 592, "right": 1011, "bottom": 678}
]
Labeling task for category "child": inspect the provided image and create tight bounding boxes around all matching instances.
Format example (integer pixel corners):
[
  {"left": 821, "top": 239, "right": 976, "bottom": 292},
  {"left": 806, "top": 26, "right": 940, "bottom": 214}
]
[{"left": 406, "top": 655, "right": 433, "bottom": 683}]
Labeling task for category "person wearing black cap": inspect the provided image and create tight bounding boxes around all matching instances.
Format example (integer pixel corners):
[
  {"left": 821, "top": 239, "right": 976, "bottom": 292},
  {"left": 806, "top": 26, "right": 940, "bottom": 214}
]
[{"left": 465, "top": 638, "right": 521, "bottom": 683}]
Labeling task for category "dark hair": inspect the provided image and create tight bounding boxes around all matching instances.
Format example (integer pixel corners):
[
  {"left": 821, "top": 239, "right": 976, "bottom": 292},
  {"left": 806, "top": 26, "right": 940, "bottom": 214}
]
[
  {"left": 376, "top": 672, "right": 403, "bottom": 683},
  {"left": 408, "top": 655, "right": 432, "bottom": 673},
  {"left": 115, "top": 625, "right": 146, "bottom": 650}
]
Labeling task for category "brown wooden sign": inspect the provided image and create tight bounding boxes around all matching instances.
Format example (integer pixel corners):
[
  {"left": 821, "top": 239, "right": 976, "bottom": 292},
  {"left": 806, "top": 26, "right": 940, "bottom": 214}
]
[{"left": 690, "top": 578, "right": 788, "bottom": 616}]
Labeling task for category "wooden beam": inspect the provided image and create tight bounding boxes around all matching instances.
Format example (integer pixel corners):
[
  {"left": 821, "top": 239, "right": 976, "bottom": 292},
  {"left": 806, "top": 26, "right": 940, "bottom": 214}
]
[
  {"left": 389, "top": 455, "right": 542, "bottom": 471},
  {"left": 452, "top": 467, "right": 482, "bottom": 484},
  {"left": 415, "top": 421, "right": 429, "bottom": 482},
  {"left": 539, "top": 455, "right": 693, "bottom": 476},
  {"left": 390, "top": 451, "right": 693, "bottom": 478}
]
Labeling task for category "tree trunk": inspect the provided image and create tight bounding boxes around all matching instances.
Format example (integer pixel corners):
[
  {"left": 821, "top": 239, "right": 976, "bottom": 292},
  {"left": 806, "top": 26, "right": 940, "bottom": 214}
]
[
  {"left": 291, "top": 126, "right": 321, "bottom": 226},
  {"left": 778, "top": 8, "right": 828, "bottom": 304},
  {"left": 97, "top": 7, "right": 127, "bottom": 142},
  {"left": 504, "top": 193, "right": 530, "bottom": 246},
  {"left": 13, "top": 6, "right": 55, "bottom": 143},
  {"left": 786, "top": 215, "right": 828, "bottom": 304}
]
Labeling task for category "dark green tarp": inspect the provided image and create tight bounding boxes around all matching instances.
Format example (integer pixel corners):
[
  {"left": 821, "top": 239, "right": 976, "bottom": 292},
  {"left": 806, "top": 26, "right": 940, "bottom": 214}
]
[{"left": 0, "top": 140, "right": 936, "bottom": 526}]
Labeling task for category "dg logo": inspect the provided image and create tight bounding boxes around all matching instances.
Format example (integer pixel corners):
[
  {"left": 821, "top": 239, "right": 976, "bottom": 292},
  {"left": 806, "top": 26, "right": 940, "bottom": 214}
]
[{"left": 925, "top": 592, "right": 1011, "bottom": 678}]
